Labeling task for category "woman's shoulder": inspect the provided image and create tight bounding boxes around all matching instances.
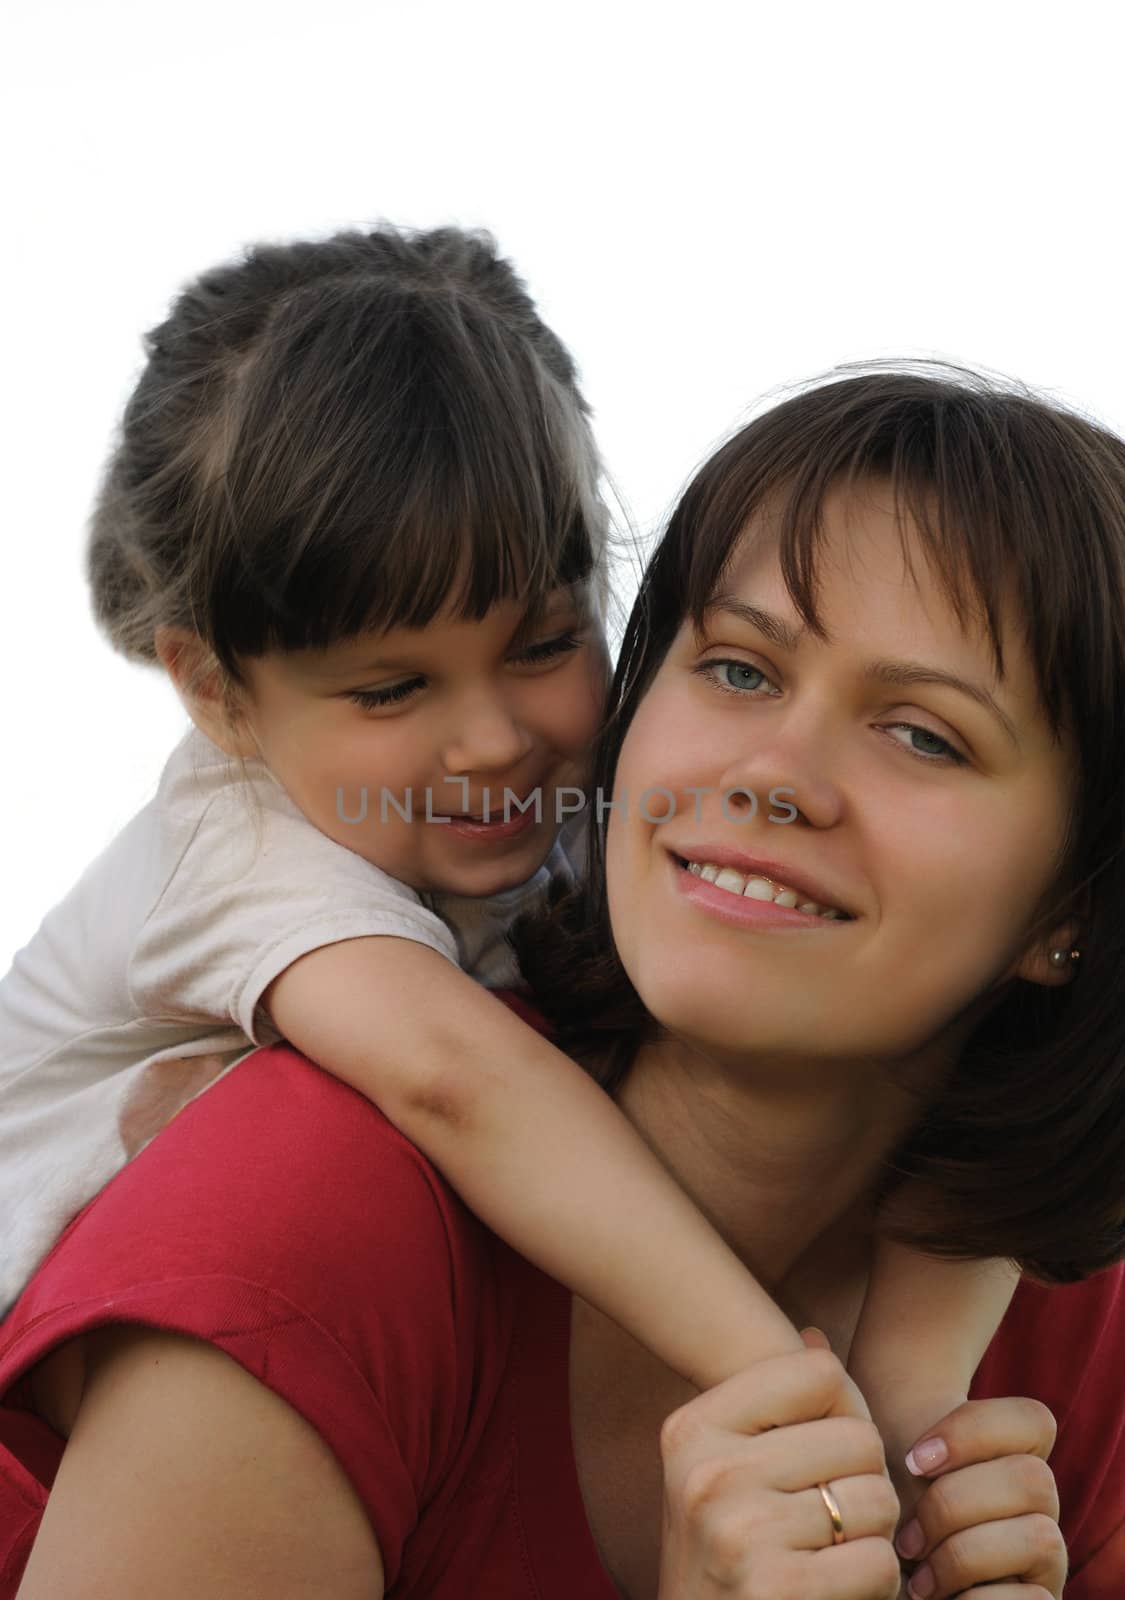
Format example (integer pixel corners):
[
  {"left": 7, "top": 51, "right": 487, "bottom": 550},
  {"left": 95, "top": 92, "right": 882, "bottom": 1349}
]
[
  {"left": 972, "top": 1266, "right": 1125, "bottom": 1584},
  {"left": 0, "top": 1044, "right": 519, "bottom": 1573},
  {"left": 976, "top": 1263, "right": 1125, "bottom": 1378},
  {"left": 21, "top": 1040, "right": 495, "bottom": 1297}
]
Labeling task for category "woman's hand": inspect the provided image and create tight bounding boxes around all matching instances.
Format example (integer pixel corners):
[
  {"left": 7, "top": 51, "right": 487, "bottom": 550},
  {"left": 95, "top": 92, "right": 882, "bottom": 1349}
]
[
  {"left": 657, "top": 1338, "right": 902, "bottom": 1599},
  {"left": 893, "top": 1397, "right": 1066, "bottom": 1599}
]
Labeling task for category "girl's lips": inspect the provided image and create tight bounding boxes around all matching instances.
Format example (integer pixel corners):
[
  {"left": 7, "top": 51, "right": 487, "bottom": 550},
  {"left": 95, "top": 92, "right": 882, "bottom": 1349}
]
[
  {"left": 671, "top": 854, "right": 854, "bottom": 930},
  {"left": 444, "top": 807, "right": 539, "bottom": 843}
]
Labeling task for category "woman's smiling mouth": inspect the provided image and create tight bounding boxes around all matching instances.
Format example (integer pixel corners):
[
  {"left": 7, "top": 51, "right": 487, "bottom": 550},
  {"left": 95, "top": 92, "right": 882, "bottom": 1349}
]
[{"left": 670, "top": 853, "right": 857, "bottom": 928}]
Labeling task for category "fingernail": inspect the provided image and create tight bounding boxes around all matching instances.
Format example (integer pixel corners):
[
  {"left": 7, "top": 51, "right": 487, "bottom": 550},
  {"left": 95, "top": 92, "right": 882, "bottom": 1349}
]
[
  {"left": 905, "top": 1437, "right": 948, "bottom": 1475},
  {"left": 907, "top": 1563, "right": 935, "bottom": 1599},
  {"left": 895, "top": 1519, "right": 925, "bottom": 1559}
]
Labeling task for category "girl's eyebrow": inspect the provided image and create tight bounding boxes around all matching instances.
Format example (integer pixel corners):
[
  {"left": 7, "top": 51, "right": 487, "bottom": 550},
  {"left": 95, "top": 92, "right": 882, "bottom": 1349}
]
[
  {"left": 311, "top": 585, "right": 589, "bottom": 681},
  {"left": 702, "top": 596, "right": 1021, "bottom": 749},
  {"left": 508, "top": 582, "right": 589, "bottom": 650},
  {"left": 311, "top": 646, "right": 421, "bottom": 680}
]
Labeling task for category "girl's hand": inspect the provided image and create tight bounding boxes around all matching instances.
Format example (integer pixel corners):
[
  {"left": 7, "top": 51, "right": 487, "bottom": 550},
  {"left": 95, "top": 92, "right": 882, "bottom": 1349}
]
[
  {"left": 657, "top": 1337, "right": 902, "bottom": 1599},
  {"left": 893, "top": 1397, "right": 1066, "bottom": 1599}
]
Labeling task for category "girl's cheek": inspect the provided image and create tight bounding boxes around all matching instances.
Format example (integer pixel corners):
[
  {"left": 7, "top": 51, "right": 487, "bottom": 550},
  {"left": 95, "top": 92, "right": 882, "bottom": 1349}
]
[
  {"left": 595, "top": 631, "right": 613, "bottom": 684},
  {"left": 574, "top": 647, "right": 611, "bottom": 731}
]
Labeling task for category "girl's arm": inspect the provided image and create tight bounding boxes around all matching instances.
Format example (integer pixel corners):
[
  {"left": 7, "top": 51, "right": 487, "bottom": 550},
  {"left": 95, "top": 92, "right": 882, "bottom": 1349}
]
[
  {"left": 263, "top": 936, "right": 804, "bottom": 1389},
  {"left": 848, "top": 1239, "right": 1019, "bottom": 1507}
]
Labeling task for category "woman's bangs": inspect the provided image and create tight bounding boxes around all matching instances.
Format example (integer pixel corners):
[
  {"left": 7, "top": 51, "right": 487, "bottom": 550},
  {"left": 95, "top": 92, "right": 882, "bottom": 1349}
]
[{"left": 676, "top": 378, "right": 1079, "bottom": 743}]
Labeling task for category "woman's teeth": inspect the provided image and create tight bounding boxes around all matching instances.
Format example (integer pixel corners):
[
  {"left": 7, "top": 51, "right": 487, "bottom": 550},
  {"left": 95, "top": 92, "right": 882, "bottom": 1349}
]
[{"left": 685, "top": 860, "right": 847, "bottom": 920}]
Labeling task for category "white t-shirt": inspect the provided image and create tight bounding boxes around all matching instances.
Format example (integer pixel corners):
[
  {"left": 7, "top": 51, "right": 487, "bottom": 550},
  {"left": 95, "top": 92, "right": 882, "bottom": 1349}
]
[{"left": 0, "top": 726, "right": 581, "bottom": 1315}]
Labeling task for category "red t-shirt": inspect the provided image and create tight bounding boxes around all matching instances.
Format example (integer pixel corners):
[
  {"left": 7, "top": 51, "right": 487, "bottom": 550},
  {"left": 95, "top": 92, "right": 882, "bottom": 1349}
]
[{"left": 1, "top": 1030, "right": 1123, "bottom": 1595}]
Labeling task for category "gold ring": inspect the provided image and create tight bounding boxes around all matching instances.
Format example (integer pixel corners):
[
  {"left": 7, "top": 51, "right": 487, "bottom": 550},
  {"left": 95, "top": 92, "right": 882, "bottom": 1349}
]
[{"left": 817, "top": 1480, "right": 846, "bottom": 1545}]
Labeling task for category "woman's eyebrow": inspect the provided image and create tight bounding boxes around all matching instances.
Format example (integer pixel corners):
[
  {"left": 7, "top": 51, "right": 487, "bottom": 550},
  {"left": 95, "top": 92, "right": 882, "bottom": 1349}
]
[
  {"left": 702, "top": 596, "right": 1021, "bottom": 748},
  {"left": 864, "top": 660, "right": 1020, "bottom": 748},
  {"left": 704, "top": 597, "right": 805, "bottom": 652}
]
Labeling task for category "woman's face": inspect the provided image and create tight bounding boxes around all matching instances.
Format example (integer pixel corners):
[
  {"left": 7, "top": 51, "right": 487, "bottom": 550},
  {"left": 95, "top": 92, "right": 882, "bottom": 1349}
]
[{"left": 606, "top": 480, "right": 1077, "bottom": 1071}]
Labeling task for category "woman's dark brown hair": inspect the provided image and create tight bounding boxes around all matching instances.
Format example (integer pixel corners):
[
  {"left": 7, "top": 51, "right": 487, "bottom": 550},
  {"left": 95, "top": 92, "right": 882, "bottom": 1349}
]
[
  {"left": 86, "top": 223, "right": 606, "bottom": 699},
  {"left": 517, "top": 362, "right": 1125, "bottom": 1282}
]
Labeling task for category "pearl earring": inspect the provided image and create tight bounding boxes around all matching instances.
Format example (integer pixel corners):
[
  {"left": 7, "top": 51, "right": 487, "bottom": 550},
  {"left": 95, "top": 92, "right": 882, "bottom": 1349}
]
[{"left": 1049, "top": 947, "right": 1081, "bottom": 969}]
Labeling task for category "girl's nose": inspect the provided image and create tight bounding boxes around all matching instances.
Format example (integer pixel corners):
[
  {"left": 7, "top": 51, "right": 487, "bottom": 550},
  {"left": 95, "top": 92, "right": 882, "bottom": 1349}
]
[{"left": 441, "top": 693, "right": 535, "bottom": 776}]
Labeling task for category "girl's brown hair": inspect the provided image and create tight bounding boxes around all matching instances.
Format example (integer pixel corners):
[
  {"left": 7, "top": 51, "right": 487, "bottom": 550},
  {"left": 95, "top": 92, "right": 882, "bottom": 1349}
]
[
  {"left": 87, "top": 223, "right": 607, "bottom": 703},
  {"left": 517, "top": 363, "right": 1125, "bottom": 1282}
]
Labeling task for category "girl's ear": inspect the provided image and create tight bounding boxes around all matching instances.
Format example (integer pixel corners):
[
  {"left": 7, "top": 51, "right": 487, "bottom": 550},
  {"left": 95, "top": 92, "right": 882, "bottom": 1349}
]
[
  {"left": 154, "top": 625, "right": 259, "bottom": 760},
  {"left": 1013, "top": 921, "right": 1084, "bottom": 988}
]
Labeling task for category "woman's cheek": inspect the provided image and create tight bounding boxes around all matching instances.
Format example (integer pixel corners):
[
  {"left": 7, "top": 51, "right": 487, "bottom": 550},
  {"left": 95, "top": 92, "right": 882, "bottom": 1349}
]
[{"left": 604, "top": 807, "right": 639, "bottom": 964}]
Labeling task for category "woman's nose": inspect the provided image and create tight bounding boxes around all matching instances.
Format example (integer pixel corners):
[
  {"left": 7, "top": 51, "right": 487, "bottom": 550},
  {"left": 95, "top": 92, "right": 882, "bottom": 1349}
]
[
  {"left": 714, "top": 702, "right": 845, "bottom": 829},
  {"left": 441, "top": 692, "right": 535, "bottom": 776}
]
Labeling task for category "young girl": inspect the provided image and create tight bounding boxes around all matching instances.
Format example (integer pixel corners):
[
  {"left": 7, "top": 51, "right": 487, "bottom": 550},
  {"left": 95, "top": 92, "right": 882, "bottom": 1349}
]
[{"left": 0, "top": 222, "right": 1018, "bottom": 1469}]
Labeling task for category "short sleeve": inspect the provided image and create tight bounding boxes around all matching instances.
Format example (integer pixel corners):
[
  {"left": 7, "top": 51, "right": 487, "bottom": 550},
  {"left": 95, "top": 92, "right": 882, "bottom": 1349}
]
[
  {"left": 0, "top": 1045, "right": 492, "bottom": 1587},
  {"left": 129, "top": 771, "right": 459, "bottom": 1044},
  {"left": 972, "top": 1267, "right": 1125, "bottom": 1581}
]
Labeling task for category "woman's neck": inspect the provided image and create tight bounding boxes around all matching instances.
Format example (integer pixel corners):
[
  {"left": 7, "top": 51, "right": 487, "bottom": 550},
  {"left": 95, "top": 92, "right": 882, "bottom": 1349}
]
[
  {"left": 616, "top": 1033, "right": 933, "bottom": 1294},
  {"left": 567, "top": 1038, "right": 929, "bottom": 1600}
]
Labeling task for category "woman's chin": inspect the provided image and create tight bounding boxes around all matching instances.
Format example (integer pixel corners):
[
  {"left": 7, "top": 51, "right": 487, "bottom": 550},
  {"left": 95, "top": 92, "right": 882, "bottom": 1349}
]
[{"left": 633, "top": 972, "right": 786, "bottom": 1059}]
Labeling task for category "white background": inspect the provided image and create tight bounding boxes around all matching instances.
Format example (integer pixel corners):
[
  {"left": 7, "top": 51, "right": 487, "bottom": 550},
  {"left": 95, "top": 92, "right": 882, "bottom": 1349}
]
[{"left": 3, "top": 0, "right": 1123, "bottom": 971}]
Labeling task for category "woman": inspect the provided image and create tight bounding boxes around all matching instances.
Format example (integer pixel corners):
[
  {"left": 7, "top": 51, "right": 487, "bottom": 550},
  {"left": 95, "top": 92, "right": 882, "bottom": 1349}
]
[{"left": 3, "top": 366, "right": 1123, "bottom": 1598}]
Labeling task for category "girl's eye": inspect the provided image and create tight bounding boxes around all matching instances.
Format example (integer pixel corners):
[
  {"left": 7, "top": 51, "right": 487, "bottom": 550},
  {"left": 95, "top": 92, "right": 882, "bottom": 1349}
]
[
  {"left": 347, "top": 677, "right": 425, "bottom": 711},
  {"left": 343, "top": 628, "right": 585, "bottom": 710},
  {"left": 511, "top": 629, "right": 585, "bottom": 666},
  {"left": 694, "top": 659, "right": 968, "bottom": 767}
]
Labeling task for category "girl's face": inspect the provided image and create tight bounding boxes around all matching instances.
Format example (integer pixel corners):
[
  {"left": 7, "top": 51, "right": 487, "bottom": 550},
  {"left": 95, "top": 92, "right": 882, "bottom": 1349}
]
[
  {"left": 606, "top": 481, "right": 1078, "bottom": 1073},
  {"left": 232, "top": 583, "right": 608, "bottom": 897}
]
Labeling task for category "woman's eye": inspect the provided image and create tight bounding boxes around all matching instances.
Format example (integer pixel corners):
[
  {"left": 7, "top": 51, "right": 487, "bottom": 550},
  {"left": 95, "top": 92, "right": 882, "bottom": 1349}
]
[
  {"left": 693, "top": 658, "right": 969, "bottom": 769},
  {"left": 694, "top": 658, "right": 777, "bottom": 695},
  {"left": 347, "top": 677, "right": 424, "bottom": 711},
  {"left": 883, "top": 723, "right": 968, "bottom": 766},
  {"left": 512, "top": 629, "right": 584, "bottom": 666}
]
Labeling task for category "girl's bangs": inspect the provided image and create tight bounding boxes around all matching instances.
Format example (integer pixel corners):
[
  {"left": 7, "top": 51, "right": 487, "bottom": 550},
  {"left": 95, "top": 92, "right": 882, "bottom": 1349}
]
[{"left": 205, "top": 280, "right": 601, "bottom": 668}]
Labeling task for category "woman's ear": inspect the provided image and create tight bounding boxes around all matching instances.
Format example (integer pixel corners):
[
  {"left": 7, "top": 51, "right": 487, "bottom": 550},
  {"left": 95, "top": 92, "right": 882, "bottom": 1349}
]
[
  {"left": 1013, "top": 922, "right": 1084, "bottom": 988},
  {"left": 154, "top": 625, "right": 259, "bottom": 760}
]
